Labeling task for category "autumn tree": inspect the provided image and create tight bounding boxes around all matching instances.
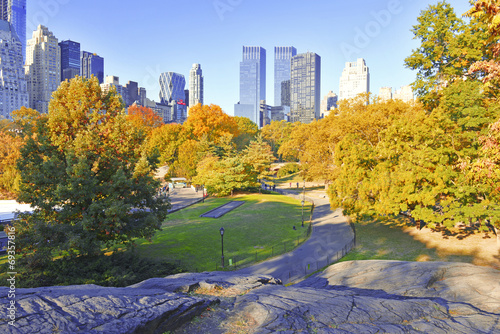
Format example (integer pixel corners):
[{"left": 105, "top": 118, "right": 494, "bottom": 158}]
[
  {"left": 0, "top": 131, "right": 23, "bottom": 197},
  {"left": 126, "top": 104, "right": 163, "bottom": 136},
  {"left": 233, "top": 116, "right": 259, "bottom": 150},
  {"left": 14, "top": 77, "right": 169, "bottom": 272},
  {"left": 183, "top": 104, "right": 239, "bottom": 143},
  {"left": 145, "top": 123, "right": 185, "bottom": 165},
  {"left": 261, "top": 120, "right": 296, "bottom": 160}
]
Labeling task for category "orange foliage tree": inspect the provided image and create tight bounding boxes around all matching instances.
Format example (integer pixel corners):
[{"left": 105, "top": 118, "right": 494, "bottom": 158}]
[
  {"left": 126, "top": 104, "right": 163, "bottom": 135},
  {"left": 183, "top": 104, "right": 239, "bottom": 143}
]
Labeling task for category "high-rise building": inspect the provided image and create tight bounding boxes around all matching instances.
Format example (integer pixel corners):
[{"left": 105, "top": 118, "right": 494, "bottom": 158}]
[
  {"left": 59, "top": 40, "right": 80, "bottom": 82},
  {"left": 393, "top": 85, "right": 414, "bottom": 103},
  {"left": 339, "top": 58, "right": 370, "bottom": 101},
  {"left": 138, "top": 87, "right": 147, "bottom": 106},
  {"left": 25, "top": 25, "right": 60, "bottom": 114},
  {"left": 320, "top": 91, "right": 338, "bottom": 117},
  {"left": 290, "top": 52, "right": 321, "bottom": 124},
  {"left": 159, "top": 72, "right": 187, "bottom": 123},
  {"left": 274, "top": 46, "right": 296, "bottom": 115},
  {"left": 100, "top": 75, "right": 129, "bottom": 105},
  {"left": 0, "top": 20, "right": 27, "bottom": 119},
  {"left": 81, "top": 51, "right": 104, "bottom": 84},
  {"left": 1, "top": 0, "right": 26, "bottom": 62},
  {"left": 125, "top": 80, "right": 138, "bottom": 106},
  {"left": 234, "top": 46, "right": 266, "bottom": 127},
  {"left": 379, "top": 87, "right": 392, "bottom": 102},
  {"left": 189, "top": 63, "right": 203, "bottom": 107}
]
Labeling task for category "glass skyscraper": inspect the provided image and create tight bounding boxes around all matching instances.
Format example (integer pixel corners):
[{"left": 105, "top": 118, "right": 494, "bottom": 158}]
[
  {"left": 59, "top": 40, "right": 80, "bottom": 82},
  {"left": 0, "top": 19, "right": 27, "bottom": 119},
  {"left": 81, "top": 51, "right": 104, "bottom": 84},
  {"left": 159, "top": 72, "right": 187, "bottom": 123},
  {"left": 234, "top": 46, "right": 266, "bottom": 127},
  {"left": 274, "top": 46, "right": 296, "bottom": 115},
  {"left": 290, "top": 52, "right": 321, "bottom": 124},
  {"left": 1, "top": 0, "right": 26, "bottom": 62}
]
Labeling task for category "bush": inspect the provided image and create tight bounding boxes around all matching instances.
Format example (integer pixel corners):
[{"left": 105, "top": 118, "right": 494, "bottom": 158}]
[
  {"left": 9, "top": 250, "right": 183, "bottom": 288},
  {"left": 277, "top": 163, "right": 300, "bottom": 178}
]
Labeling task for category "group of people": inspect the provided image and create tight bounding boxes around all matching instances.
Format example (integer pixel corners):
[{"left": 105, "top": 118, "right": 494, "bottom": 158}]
[{"left": 262, "top": 183, "right": 277, "bottom": 191}]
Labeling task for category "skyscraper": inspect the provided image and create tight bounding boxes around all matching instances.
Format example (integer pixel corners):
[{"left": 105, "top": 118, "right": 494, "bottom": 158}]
[
  {"left": 1, "top": 0, "right": 26, "bottom": 62},
  {"left": 25, "top": 25, "right": 60, "bottom": 114},
  {"left": 320, "top": 91, "right": 338, "bottom": 117},
  {"left": 189, "top": 63, "right": 203, "bottom": 107},
  {"left": 59, "top": 40, "right": 80, "bottom": 82},
  {"left": 81, "top": 51, "right": 104, "bottom": 84},
  {"left": 379, "top": 87, "right": 392, "bottom": 102},
  {"left": 234, "top": 46, "right": 266, "bottom": 127},
  {"left": 393, "top": 85, "right": 414, "bottom": 103},
  {"left": 0, "top": 19, "right": 27, "bottom": 119},
  {"left": 159, "top": 72, "right": 187, "bottom": 123},
  {"left": 274, "top": 46, "right": 296, "bottom": 115},
  {"left": 290, "top": 52, "right": 321, "bottom": 124},
  {"left": 339, "top": 58, "right": 370, "bottom": 101}
]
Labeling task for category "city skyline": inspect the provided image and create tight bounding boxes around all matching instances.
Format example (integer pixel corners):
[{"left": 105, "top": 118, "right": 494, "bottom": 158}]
[{"left": 24, "top": 0, "right": 472, "bottom": 115}]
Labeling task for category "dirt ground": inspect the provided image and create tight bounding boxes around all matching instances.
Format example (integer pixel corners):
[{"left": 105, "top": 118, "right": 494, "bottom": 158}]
[{"left": 404, "top": 226, "right": 500, "bottom": 270}]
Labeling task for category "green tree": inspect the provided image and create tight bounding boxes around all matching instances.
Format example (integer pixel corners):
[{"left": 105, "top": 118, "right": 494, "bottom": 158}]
[
  {"left": 234, "top": 116, "right": 259, "bottom": 150},
  {"left": 242, "top": 135, "right": 275, "bottom": 180},
  {"left": 14, "top": 77, "right": 169, "bottom": 271},
  {"left": 404, "top": 1, "right": 487, "bottom": 109}
]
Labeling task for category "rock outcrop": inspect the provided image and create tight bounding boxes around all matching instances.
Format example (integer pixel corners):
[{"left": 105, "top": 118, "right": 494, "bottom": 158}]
[{"left": 1, "top": 261, "right": 499, "bottom": 333}]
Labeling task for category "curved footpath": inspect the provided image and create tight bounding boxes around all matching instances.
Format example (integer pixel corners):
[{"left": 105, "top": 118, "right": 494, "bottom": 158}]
[{"left": 237, "top": 190, "right": 355, "bottom": 284}]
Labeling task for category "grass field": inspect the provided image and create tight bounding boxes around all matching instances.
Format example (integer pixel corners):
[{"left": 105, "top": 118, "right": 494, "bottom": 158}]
[
  {"left": 135, "top": 193, "right": 312, "bottom": 272},
  {"left": 340, "top": 217, "right": 500, "bottom": 270}
]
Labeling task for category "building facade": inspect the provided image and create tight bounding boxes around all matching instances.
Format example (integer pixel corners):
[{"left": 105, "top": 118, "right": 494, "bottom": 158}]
[
  {"left": 0, "top": 20, "right": 27, "bottom": 119},
  {"left": 379, "top": 87, "right": 392, "bottom": 102},
  {"left": 1, "top": 0, "right": 25, "bottom": 62},
  {"left": 100, "top": 76, "right": 129, "bottom": 105},
  {"left": 393, "top": 85, "right": 414, "bottom": 103},
  {"left": 59, "top": 40, "right": 80, "bottom": 82},
  {"left": 159, "top": 72, "right": 187, "bottom": 123},
  {"left": 290, "top": 52, "right": 321, "bottom": 124},
  {"left": 320, "top": 91, "right": 338, "bottom": 117},
  {"left": 81, "top": 51, "right": 104, "bottom": 84},
  {"left": 274, "top": 46, "right": 296, "bottom": 116},
  {"left": 234, "top": 46, "right": 266, "bottom": 127},
  {"left": 189, "top": 63, "right": 203, "bottom": 107},
  {"left": 339, "top": 58, "right": 370, "bottom": 101},
  {"left": 25, "top": 25, "right": 60, "bottom": 114}
]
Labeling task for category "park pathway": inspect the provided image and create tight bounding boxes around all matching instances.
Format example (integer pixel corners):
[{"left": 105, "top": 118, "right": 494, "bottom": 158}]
[{"left": 236, "top": 190, "right": 355, "bottom": 284}]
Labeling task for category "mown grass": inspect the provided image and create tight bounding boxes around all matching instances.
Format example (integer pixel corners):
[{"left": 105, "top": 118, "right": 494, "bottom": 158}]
[
  {"left": 340, "top": 217, "right": 492, "bottom": 265},
  {"left": 135, "top": 193, "right": 312, "bottom": 271}
]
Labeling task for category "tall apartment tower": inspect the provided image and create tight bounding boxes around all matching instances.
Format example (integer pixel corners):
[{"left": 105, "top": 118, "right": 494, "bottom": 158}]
[
  {"left": 379, "top": 87, "right": 392, "bottom": 102},
  {"left": 25, "top": 25, "right": 61, "bottom": 114},
  {"left": 1, "top": 0, "right": 26, "bottom": 62},
  {"left": 159, "top": 72, "right": 187, "bottom": 123},
  {"left": 189, "top": 63, "right": 203, "bottom": 107},
  {"left": 290, "top": 52, "right": 321, "bottom": 124},
  {"left": 234, "top": 46, "right": 266, "bottom": 127},
  {"left": 274, "top": 46, "right": 296, "bottom": 115},
  {"left": 0, "top": 20, "right": 27, "bottom": 119},
  {"left": 339, "top": 58, "right": 370, "bottom": 101},
  {"left": 81, "top": 51, "right": 104, "bottom": 84},
  {"left": 59, "top": 40, "right": 80, "bottom": 82}
]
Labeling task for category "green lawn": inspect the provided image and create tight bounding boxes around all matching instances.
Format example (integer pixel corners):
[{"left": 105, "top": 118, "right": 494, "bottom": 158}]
[
  {"left": 135, "top": 193, "right": 312, "bottom": 272},
  {"left": 340, "top": 218, "right": 476, "bottom": 264}
]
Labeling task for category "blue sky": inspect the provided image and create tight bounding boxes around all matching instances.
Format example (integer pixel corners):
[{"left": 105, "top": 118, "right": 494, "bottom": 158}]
[{"left": 27, "top": 0, "right": 472, "bottom": 114}]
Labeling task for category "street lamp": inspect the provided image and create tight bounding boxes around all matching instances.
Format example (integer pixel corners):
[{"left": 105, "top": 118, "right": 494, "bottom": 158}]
[
  {"left": 301, "top": 181, "right": 305, "bottom": 227},
  {"left": 220, "top": 227, "right": 225, "bottom": 268}
]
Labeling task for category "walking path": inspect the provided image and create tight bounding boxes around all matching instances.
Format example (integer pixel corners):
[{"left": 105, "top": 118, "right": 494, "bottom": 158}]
[{"left": 237, "top": 188, "right": 355, "bottom": 284}]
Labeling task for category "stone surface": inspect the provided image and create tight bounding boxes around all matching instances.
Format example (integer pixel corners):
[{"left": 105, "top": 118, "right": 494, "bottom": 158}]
[
  {"left": 200, "top": 201, "right": 245, "bottom": 218},
  {"left": 0, "top": 273, "right": 278, "bottom": 334},
  {"left": 1, "top": 261, "right": 499, "bottom": 333}
]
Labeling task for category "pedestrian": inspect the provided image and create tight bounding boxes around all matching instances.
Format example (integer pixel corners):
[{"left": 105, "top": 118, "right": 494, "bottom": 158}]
[
  {"left": 289, "top": 182, "right": 291, "bottom": 188},
  {"left": 296, "top": 182, "right": 299, "bottom": 188}
]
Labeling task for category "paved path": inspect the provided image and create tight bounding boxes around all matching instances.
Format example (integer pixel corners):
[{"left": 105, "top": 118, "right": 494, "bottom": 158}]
[
  {"left": 237, "top": 190, "right": 355, "bottom": 284},
  {"left": 167, "top": 187, "right": 204, "bottom": 213}
]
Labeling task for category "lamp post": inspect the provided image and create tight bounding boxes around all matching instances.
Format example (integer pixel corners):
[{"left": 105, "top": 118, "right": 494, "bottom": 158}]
[
  {"left": 220, "top": 227, "right": 225, "bottom": 268},
  {"left": 301, "top": 180, "right": 305, "bottom": 227}
]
